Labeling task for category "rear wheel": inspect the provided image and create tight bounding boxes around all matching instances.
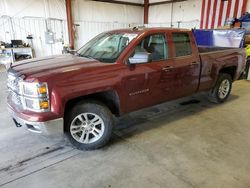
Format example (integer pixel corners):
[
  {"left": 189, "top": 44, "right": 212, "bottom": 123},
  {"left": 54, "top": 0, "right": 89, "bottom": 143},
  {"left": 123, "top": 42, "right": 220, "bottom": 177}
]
[
  {"left": 65, "top": 101, "right": 114, "bottom": 150},
  {"left": 208, "top": 73, "right": 232, "bottom": 103}
]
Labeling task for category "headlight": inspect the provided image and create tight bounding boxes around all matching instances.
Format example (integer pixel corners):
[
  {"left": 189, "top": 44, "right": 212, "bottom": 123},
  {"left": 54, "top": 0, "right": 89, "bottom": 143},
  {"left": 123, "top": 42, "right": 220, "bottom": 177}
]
[
  {"left": 24, "top": 98, "right": 49, "bottom": 111},
  {"left": 22, "top": 82, "right": 48, "bottom": 97},
  {"left": 21, "top": 82, "right": 50, "bottom": 112}
]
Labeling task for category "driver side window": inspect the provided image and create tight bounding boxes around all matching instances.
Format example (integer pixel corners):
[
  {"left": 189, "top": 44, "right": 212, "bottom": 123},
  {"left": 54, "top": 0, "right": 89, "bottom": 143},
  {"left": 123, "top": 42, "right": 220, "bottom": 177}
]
[{"left": 129, "top": 34, "right": 168, "bottom": 64}]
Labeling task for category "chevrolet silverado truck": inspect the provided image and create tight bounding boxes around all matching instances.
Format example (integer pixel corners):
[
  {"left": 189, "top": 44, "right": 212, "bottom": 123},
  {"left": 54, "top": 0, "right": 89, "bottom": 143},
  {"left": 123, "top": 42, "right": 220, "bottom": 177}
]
[{"left": 7, "top": 27, "right": 246, "bottom": 150}]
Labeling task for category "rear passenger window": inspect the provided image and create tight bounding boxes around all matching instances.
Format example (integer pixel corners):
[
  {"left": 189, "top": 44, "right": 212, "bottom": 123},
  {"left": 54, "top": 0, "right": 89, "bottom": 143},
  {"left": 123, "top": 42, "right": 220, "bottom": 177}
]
[{"left": 173, "top": 33, "right": 192, "bottom": 57}]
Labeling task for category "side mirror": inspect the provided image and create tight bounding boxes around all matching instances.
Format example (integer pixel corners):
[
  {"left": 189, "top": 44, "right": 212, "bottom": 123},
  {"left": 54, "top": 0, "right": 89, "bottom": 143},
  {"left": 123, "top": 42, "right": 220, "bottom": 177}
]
[
  {"left": 68, "top": 49, "right": 77, "bottom": 55},
  {"left": 129, "top": 52, "right": 151, "bottom": 65},
  {"left": 62, "top": 46, "right": 77, "bottom": 55}
]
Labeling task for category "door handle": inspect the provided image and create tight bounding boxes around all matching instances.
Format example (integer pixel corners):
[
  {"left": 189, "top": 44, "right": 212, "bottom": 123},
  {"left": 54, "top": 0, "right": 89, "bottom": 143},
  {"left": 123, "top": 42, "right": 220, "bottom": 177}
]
[
  {"left": 189, "top": 62, "right": 199, "bottom": 66},
  {"left": 162, "top": 66, "right": 174, "bottom": 72}
]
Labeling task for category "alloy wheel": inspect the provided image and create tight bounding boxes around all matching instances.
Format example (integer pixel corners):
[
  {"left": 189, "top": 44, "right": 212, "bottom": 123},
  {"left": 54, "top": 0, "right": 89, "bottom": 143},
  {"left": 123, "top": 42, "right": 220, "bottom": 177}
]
[
  {"left": 70, "top": 113, "right": 105, "bottom": 144},
  {"left": 218, "top": 79, "right": 230, "bottom": 99}
]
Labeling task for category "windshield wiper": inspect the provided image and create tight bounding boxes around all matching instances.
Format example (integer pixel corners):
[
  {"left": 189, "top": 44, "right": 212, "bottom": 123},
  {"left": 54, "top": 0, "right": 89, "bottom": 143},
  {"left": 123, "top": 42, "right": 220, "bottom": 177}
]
[{"left": 79, "top": 54, "right": 96, "bottom": 60}]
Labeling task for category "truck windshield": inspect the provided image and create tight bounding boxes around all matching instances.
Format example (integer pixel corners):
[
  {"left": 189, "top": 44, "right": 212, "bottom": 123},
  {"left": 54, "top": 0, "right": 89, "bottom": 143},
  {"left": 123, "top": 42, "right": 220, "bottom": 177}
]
[{"left": 77, "top": 33, "right": 138, "bottom": 63}]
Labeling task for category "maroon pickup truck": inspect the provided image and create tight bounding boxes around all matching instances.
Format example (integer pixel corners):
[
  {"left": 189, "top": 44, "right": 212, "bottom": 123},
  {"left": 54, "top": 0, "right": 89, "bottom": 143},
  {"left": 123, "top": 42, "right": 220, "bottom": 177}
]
[{"left": 7, "top": 27, "right": 246, "bottom": 150}]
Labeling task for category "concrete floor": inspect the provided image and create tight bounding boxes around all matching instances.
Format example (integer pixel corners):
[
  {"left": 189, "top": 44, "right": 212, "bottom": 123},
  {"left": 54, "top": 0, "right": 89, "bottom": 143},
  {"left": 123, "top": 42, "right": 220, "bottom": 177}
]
[{"left": 1, "top": 68, "right": 250, "bottom": 188}]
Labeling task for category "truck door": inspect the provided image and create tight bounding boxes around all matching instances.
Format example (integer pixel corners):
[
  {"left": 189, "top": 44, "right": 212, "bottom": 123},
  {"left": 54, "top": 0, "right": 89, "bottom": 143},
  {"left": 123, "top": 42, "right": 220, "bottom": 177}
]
[
  {"left": 122, "top": 33, "right": 173, "bottom": 112},
  {"left": 122, "top": 32, "right": 201, "bottom": 113},
  {"left": 161, "top": 32, "right": 201, "bottom": 99}
]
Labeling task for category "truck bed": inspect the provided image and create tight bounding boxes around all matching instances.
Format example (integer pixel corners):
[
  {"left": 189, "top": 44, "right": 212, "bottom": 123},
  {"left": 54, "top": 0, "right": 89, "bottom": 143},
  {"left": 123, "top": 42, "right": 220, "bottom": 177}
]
[
  {"left": 198, "top": 46, "right": 238, "bottom": 54},
  {"left": 197, "top": 46, "right": 246, "bottom": 88}
]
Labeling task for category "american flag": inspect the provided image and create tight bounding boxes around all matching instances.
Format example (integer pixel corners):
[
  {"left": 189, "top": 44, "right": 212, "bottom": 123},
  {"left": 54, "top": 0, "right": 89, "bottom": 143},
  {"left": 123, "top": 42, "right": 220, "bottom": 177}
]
[{"left": 200, "top": 0, "right": 249, "bottom": 29}]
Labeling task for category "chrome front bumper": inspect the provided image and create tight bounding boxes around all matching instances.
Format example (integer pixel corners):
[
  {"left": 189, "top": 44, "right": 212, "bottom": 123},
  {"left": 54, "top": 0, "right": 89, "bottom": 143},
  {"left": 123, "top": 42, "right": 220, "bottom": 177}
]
[{"left": 8, "top": 107, "right": 64, "bottom": 136}]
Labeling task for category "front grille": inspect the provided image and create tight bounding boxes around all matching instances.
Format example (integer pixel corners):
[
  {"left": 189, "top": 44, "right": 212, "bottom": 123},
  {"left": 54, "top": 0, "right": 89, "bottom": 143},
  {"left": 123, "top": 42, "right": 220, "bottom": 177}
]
[
  {"left": 7, "top": 72, "right": 23, "bottom": 108},
  {"left": 9, "top": 90, "right": 22, "bottom": 106},
  {"left": 7, "top": 74, "right": 20, "bottom": 92}
]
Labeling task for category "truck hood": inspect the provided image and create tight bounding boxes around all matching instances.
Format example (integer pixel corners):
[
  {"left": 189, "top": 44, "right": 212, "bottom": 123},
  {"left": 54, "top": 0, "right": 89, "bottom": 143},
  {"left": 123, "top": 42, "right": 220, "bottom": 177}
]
[{"left": 10, "top": 54, "right": 109, "bottom": 79}]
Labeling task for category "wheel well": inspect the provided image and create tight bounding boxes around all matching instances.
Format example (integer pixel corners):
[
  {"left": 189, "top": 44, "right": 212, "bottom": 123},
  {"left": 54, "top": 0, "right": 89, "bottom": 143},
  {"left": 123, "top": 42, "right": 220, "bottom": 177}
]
[
  {"left": 64, "top": 90, "right": 121, "bottom": 119},
  {"left": 219, "top": 66, "right": 236, "bottom": 80}
]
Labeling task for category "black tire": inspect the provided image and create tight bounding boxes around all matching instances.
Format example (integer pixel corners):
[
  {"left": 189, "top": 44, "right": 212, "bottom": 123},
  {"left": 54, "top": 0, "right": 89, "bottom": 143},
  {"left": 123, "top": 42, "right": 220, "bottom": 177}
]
[
  {"left": 65, "top": 101, "right": 114, "bottom": 150},
  {"left": 208, "top": 73, "right": 232, "bottom": 103}
]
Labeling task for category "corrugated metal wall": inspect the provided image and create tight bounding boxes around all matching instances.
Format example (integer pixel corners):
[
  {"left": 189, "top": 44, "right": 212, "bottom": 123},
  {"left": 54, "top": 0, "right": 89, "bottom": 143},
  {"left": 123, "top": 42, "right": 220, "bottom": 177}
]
[
  {"left": 0, "top": 16, "right": 68, "bottom": 57},
  {"left": 149, "top": 0, "right": 202, "bottom": 29},
  {"left": 1, "top": 0, "right": 249, "bottom": 58},
  {"left": 0, "top": 17, "right": 140, "bottom": 57},
  {"left": 0, "top": 0, "right": 143, "bottom": 57},
  {"left": 146, "top": 20, "right": 200, "bottom": 29},
  {"left": 74, "top": 21, "right": 139, "bottom": 50}
]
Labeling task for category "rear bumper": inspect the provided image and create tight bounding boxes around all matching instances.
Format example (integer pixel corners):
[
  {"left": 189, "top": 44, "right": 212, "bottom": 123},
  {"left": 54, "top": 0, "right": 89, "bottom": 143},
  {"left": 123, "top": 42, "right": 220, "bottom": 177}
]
[{"left": 8, "top": 106, "right": 64, "bottom": 136}]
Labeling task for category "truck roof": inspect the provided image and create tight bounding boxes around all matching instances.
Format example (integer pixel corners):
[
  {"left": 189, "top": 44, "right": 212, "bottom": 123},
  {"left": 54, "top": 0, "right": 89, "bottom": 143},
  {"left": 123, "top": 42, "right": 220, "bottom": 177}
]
[{"left": 109, "top": 27, "right": 190, "bottom": 34}]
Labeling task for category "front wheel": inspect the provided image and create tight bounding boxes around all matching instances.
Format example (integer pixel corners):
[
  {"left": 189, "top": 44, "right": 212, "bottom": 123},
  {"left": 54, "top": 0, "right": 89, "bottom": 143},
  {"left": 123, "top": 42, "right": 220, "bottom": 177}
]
[
  {"left": 208, "top": 73, "right": 232, "bottom": 103},
  {"left": 65, "top": 101, "right": 114, "bottom": 150}
]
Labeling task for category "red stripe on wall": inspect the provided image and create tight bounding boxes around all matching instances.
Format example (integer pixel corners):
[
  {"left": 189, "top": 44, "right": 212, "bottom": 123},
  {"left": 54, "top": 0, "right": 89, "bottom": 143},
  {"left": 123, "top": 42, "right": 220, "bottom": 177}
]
[
  {"left": 242, "top": 0, "right": 248, "bottom": 13},
  {"left": 200, "top": 0, "right": 206, "bottom": 29},
  {"left": 205, "top": 0, "right": 211, "bottom": 29},
  {"left": 211, "top": 0, "right": 218, "bottom": 28},
  {"left": 218, "top": 0, "right": 225, "bottom": 27},
  {"left": 225, "top": 0, "right": 232, "bottom": 20},
  {"left": 233, "top": 0, "right": 240, "bottom": 18}
]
